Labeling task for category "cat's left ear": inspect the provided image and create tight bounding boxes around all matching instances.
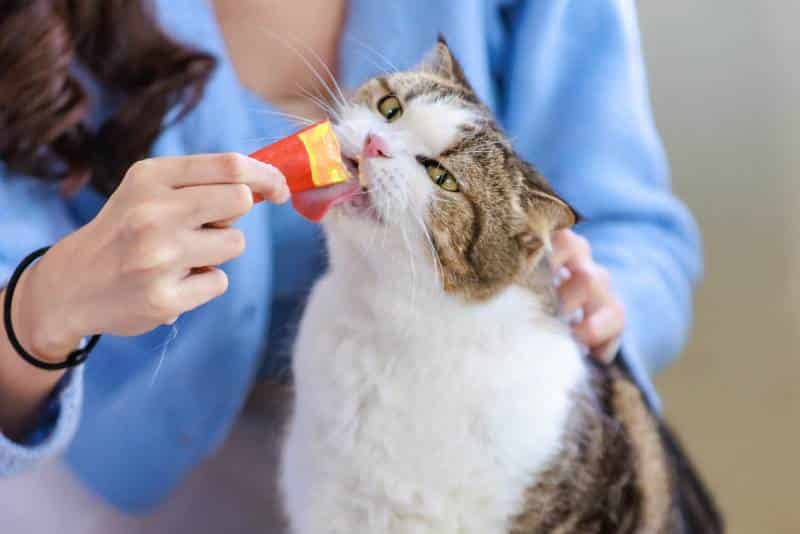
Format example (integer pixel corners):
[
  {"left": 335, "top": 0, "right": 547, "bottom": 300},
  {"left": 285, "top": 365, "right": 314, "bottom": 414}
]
[{"left": 420, "top": 34, "right": 474, "bottom": 90}]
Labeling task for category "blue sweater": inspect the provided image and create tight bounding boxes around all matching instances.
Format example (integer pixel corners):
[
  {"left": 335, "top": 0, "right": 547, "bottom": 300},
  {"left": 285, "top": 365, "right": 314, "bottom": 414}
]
[{"left": 0, "top": 0, "right": 701, "bottom": 513}]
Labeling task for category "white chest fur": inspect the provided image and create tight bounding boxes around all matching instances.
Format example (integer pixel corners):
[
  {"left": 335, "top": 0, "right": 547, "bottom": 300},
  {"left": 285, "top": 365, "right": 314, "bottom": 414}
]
[{"left": 281, "top": 270, "right": 587, "bottom": 534}]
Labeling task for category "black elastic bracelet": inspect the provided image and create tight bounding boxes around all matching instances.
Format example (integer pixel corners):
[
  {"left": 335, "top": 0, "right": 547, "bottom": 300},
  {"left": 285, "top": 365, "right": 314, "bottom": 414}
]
[{"left": 3, "top": 246, "right": 100, "bottom": 371}]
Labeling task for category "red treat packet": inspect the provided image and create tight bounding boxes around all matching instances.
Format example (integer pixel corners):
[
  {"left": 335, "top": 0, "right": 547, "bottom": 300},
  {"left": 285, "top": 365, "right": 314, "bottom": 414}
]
[{"left": 249, "top": 120, "right": 358, "bottom": 222}]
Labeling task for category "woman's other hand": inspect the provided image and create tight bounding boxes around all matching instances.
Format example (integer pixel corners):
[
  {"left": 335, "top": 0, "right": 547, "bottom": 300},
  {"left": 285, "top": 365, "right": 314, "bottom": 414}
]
[{"left": 550, "top": 229, "right": 626, "bottom": 364}]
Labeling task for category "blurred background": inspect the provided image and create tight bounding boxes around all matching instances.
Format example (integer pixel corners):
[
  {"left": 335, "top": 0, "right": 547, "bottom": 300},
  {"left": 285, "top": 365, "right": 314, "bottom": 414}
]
[
  {"left": 0, "top": 3, "right": 796, "bottom": 533},
  {"left": 639, "top": 2, "right": 799, "bottom": 533}
]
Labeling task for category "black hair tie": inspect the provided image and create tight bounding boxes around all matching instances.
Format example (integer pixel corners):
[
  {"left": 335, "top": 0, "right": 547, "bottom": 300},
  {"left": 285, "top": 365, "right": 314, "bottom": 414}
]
[{"left": 3, "top": 247, "right": 100, "bottom": 371}]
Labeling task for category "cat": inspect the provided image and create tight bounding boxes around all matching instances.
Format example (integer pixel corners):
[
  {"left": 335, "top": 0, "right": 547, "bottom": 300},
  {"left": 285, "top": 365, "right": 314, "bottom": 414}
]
[{"left": 279, "top": 39, "right": 723, "bottom": 534}]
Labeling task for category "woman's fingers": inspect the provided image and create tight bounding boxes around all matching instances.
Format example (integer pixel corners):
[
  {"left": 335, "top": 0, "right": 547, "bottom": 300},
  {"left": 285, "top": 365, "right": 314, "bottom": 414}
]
[
  {"left": 176, "top": 183, "right": 254, "bottom": 227},
  {"left": 551, "top": 229, "right": 625, "bottom": 363},
  {"left": 70, "top": 153, "right": 287, "bottom": 338},
  {"left": 557, "top": 264, "right": 608, "bottom": 311},
  {"left": 595, "top": 337, "right": 622, "bottom": 365},
  {"left": 131, "top": 153, "right": 290, "bottom": 204},
  {"left": 550, "top": 230, "right": 591, "bottom": 270},
  {"left": 573, "top": 303, "right": 625, "bottom": 357},
  {"left": 176, "top": 267, "right": 230, "bottom": 312},
  {"left": 180, "top": 227, "right": 246, "bottom": 268},
  {"left": 557, "top": 273, "right": 590, "bottom": 317}
]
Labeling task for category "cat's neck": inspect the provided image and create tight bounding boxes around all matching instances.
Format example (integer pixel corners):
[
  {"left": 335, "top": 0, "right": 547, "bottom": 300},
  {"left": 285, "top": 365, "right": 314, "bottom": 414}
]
[{"left": 323, "top": 229, "right": 566, "bottom": 345}]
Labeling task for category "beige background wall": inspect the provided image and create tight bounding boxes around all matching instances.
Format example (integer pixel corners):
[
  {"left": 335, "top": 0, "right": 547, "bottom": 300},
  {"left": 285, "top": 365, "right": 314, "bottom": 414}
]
[{"left": 638, "top": 2, "right": 799, "bottom": 533}]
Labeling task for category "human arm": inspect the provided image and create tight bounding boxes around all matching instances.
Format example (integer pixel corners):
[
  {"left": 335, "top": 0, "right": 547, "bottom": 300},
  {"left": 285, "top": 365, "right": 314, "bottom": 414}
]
[
  {"left": 501, "top": 0, "right": 702, "bottom": 387},
  {"left": 0, "top": 154, "right": 289, "bottom": 470},
  {"left": 0, "top": 175, "right": 85, "bottom": 471}
]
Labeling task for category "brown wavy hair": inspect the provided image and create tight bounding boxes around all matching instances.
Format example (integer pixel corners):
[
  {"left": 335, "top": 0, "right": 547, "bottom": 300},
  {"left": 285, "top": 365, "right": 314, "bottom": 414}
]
[{"left": 0, "top": 0, "right": 216, "bottom": 196}]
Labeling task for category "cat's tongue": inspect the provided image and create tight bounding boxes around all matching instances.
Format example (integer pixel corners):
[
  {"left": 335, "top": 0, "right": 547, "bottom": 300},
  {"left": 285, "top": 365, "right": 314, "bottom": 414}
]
[{"left": 291, "top": 179, "right": 361, "bottom": 222}]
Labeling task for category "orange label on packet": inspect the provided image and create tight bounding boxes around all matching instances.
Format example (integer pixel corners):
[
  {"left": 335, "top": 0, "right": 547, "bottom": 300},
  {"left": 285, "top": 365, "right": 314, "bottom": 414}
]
[{"left": 249, "top": 120, "right": 348, "bottom": 197}]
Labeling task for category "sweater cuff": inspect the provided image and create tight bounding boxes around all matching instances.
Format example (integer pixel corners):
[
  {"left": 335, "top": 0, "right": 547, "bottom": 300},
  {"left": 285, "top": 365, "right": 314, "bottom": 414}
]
[{"left": 0, "top": 366, "right": 83, "bottom": 476}]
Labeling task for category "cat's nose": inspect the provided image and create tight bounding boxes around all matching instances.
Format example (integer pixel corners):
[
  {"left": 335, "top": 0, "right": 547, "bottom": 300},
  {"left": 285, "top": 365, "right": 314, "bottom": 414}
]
[{"left": 363, "top": 132, "right": 392, "bottom": 159}]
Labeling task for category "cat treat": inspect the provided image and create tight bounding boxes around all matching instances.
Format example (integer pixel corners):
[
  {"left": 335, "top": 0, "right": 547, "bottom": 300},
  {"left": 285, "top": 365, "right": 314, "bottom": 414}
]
[{"left": 249, "top": 120, "right": 359, "bottom": 222}]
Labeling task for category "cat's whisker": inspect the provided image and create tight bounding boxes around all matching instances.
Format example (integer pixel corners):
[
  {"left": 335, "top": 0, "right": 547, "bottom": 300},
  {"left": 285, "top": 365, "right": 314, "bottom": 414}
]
[
  {"left": 241, "top": 133, "right": 292, "bottom": 146},
  {"left": 148, "top": 322, "right": 179, "bottom": 388},
  {"left": 255, "top": 29, "right": 348, "bottom": 115},
  {"left": 344, "top": 33, "right": 400, "bottom": 73},
  {"left": 410, "top": 206, "right": 442, "bottom": 290},
  {"left": 398, "top": 217, "right": 419, "bottom": 315},
  {"left": 250, "top": 107, "right": 315, "bottom": 126},
  {"left": 401, "top": 189, "right": 421, "bottom": 296},
  {"left": 358, "top": 185, "right": 383, "bottom": 255},
  {"left": 294, "top": 44, "right": 347, "bottom": 113},
  {"left": 291, "top": 36, "right": 350, "bottom": 110},
  {"left": 392, "top": 188, "right": 428, "bottom": 312},
  {"left": 294, "top": 80, "right": 341, "bottom": 118},
  {"left": 296, "top": 84, "right": 342, "bottom": 121},
  {"left": 382, "top": 185, "right": 402, "bottom": 251},
  {"left": 344, "top": 50, "right": 392, "bottom": 79}
]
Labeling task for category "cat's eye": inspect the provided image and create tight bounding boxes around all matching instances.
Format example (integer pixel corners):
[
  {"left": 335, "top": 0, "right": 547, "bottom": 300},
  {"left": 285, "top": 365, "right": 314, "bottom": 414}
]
[
  {"left": 377, "top": 95, "right": 403, "bottom": 122},
  {"left": 425, "top": 161, "right": 459, "bottom": 192}
]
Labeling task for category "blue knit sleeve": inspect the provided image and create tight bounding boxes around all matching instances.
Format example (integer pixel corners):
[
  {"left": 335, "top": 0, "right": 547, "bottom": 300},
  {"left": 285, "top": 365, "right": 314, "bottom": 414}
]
[
  {"left": 0, "top": 169, "right": 85, "bottom": 474},
  {"left": 0, "top": 369, "right": 83, "bottom": 475}
]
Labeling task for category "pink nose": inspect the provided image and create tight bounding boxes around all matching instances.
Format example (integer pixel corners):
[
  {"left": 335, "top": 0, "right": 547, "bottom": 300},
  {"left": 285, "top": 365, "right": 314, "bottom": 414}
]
[{"left": 363, "top": 132, "right": 392, "bottom": 158}]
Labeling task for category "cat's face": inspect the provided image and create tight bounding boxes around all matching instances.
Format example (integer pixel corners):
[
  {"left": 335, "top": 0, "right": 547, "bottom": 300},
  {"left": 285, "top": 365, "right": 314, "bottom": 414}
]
[{"left": 329, "top": 41, "right": 577, "bottom": 301}]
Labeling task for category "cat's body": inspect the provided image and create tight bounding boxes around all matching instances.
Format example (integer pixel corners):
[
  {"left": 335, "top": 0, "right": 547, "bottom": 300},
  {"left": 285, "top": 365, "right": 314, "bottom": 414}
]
[
  {"left": 280, "top": 40, "right": 722, "bottom": 533},
  {"left": 284, "top": 268, "right": 583, "bottom": 533}
]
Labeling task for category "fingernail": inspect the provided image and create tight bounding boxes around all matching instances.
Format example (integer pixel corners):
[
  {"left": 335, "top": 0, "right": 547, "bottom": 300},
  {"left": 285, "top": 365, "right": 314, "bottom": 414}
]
[
  {"left": 595, "top": 339, "right": 620, "bottom": 365},
  {"left": 561, "top": 308, "right": 584, "bottom": 325},
  {"left": 604, "top": 339, "right": 621, "bottom": 363}
]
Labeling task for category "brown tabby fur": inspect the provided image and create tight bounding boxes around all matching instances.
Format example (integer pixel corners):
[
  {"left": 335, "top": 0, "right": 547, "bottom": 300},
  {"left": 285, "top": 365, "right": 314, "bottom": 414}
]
[{"left": 510, "top": 363, "right": 687, "bottom": 533}]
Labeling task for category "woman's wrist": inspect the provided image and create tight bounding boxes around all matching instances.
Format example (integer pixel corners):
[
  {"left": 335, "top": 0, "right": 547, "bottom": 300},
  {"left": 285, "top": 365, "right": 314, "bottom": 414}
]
[
  {"left": 11, "top": 248, "right": 89, "bottom": 364},
  {"left": 0, "top": 241, "right": 88, "bottom": 440}
]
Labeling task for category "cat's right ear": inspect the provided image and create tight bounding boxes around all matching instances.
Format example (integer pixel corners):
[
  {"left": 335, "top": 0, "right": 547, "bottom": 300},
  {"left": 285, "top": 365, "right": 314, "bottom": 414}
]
[
  {"left": 419, "top": 34, "right": 474, "bottom": 90},
  {"left": 520, "top": 190, "right": 579, "bottom": 259},
  {"left": 518, "top": 167, "right": 580, "bottom": 258},
  {"left": 525, "top": 190, "right": 579, "bottom": 232}
]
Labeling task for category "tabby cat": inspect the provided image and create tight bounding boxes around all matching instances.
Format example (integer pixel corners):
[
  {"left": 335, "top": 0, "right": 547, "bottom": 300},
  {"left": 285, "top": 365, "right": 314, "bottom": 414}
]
[{"left": 280, "top": 39, "right": 723, "bottom": 534}]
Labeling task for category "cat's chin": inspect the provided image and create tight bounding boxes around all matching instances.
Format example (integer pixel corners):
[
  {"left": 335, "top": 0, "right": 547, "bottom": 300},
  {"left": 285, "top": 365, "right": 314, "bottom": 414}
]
[{"left": 334, "top": 188, "right": 384, "bottom": 224}]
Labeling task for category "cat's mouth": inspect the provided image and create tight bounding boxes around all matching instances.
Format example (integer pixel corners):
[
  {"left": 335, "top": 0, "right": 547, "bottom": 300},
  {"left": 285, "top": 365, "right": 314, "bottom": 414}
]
[
  {"left": 340, "top": 155, "right": 381, "bottom": 222},
  {"left": 290, "top": 156, "right": 362, "bottom": 222},
  {"left": 342, "top": 155, "right": 360, "bottom": 181}
]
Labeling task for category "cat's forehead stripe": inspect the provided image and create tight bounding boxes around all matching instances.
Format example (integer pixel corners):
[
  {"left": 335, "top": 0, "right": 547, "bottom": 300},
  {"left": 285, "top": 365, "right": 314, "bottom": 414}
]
[
  {"left": 403, "top": 83, "right": 429, "bottom": 103},
  {"left": 439, "top": 127, "right": 507, "bottom": 159},
  {"left": 400, "top": 75, "right": 480, "bottom": 106},
  {"left": 376, "top": 76, "right": 392, "bottom": 93},
  {"left": 439, "top": 132, "right": 474, "bottom": 158},
  {"left": 410, "top": 85, "right": 480, "bottom": 106}
]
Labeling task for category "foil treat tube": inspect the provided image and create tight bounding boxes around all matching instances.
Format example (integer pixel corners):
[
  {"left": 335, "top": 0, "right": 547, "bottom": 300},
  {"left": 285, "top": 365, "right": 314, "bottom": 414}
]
[{"left": 249, "top": 120, "right": 349, "bottom": 197}]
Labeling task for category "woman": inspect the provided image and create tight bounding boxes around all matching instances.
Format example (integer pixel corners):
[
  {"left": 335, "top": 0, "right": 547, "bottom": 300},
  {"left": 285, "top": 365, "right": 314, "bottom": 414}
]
[{"left": 0, "top": 0, "right": 701, "bottom": 531}]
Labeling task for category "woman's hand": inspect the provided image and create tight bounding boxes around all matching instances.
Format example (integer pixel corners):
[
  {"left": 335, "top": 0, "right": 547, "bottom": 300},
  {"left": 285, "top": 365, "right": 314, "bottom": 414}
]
[
  {"left": 15, "top": 153, "right": 289, "bottom": 362},
  {"left": 550, "top": 229, "right": 626, "bottom": 364}
]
